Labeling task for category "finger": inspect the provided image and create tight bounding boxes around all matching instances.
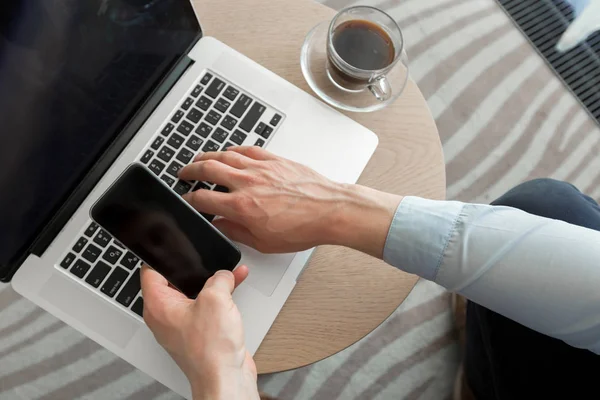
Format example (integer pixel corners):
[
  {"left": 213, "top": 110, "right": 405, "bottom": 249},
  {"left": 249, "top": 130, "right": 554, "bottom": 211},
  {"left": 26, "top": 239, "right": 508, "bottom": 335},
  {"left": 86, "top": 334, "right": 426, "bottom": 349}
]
[
  {"left": 212, "top": 218, "right": 257, "bottom": 249},
  {"left": 140, "top": 265, "right": 188, "bottom": 316},
  {"left": 193, "top": 150, "right": 252, "bottom": 169},
  {"left": 203, "top": 270, "right": 236, "bottom": 294},
  {"left": 182, "top": 189, "right": 236, "bottom": 220},
  {"left": 178, "top": 159, "right": 243, "bottom": 187},
  {"left": 140, "top": 264, "right": 168, "bottom": 297},
  {"left": 232, "top": 264, "right": 249, "bottom": 288},
  {"left": 226, "top": 146, "right": 277, "bottom": 161}
]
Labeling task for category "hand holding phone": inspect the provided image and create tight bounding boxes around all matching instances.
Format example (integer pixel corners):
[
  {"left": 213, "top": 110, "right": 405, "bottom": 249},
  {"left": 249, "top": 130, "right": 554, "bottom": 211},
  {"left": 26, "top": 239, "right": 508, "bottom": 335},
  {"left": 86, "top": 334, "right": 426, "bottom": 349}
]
[{"left": 90, "top": 164, "right": 241, "bottom": 298}]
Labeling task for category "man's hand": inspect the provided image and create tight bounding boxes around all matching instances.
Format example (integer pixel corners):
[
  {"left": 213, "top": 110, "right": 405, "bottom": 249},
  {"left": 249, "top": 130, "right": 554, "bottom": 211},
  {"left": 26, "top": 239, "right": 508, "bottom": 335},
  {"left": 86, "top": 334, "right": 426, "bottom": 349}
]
[
  {"left": 179, "top": 146, "right": 402, "bottom": 258},
  {"left": 141, "top": 265, "right": 259, "bottom": 400}
]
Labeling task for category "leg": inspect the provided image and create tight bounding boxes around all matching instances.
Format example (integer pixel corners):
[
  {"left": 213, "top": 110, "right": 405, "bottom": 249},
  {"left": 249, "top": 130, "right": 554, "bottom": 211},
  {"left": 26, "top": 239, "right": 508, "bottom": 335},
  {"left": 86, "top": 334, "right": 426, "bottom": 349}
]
[{"left": 464, "top": 179, "right": 600, "bottom": 400}]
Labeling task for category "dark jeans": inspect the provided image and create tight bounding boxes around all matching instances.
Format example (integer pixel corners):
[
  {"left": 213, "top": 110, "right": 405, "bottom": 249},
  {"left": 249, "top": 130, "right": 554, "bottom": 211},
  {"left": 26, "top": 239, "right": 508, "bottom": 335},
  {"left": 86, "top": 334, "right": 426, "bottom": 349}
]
[{"left": 464, "top": 179, "right": 600, "bottom": 400}]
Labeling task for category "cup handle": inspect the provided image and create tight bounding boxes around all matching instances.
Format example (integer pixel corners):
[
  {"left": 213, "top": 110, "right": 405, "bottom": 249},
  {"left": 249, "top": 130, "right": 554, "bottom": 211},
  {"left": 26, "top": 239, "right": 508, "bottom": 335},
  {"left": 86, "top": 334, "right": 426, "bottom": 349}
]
[{"left": 368, "top": 75, "right": 391, "bottom": 102}]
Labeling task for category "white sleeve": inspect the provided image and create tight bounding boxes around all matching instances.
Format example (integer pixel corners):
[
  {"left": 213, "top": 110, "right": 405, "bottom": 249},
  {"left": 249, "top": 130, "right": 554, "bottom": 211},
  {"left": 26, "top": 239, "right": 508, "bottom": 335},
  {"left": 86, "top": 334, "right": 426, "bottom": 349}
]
[{"left": 383, "top": 196, "right": 600, "bottom": 354}]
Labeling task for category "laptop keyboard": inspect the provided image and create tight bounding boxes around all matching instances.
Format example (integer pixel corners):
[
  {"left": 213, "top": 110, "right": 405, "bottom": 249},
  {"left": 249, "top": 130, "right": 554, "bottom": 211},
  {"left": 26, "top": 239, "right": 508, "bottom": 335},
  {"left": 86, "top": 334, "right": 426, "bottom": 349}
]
[{"left": 57, "top": 71, "right": 284, "bottom": 320}]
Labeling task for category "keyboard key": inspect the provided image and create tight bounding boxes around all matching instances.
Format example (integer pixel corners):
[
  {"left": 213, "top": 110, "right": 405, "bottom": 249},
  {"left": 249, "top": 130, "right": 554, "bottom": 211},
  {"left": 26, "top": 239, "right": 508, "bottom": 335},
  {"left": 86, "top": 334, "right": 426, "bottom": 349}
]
[
  {"left": 102, "top": 245, "right": 123, "bottom": 265},
  {"left": 223, "top": 142, "right": 235, "bottom": 150},
  {"left": 167, "top": 133, "right": 185, "bottom": 149},
  {"left": 191, "top": 85, "right": 203, "bottom": 98},
  {"left": 205, "top": 110, "right": 222, "bottom": 126},
  {"left": 194, "top": 182, "right": 210, "bottom": 191},
  {"left": 255, "top": 138, "right": 265, "bottom": 147},
  {"left": 214, "top": 185, "right": 229, "bottom": 193},
  {"left": 255, "top": 122, "right": 266, "bottom": 135},
  {"left": 177, "top": 120, "right": 194, "bottom": 136},
  {"left": 161, "top": 174, "right": 176, "bottom": 186},
  {"left": 176, "top": 148, "right": 194, "bottom": 164},
  {"left": 141, "top": 150, "right": 154, "bottom": 164},
  {"left": 174, "top": 180, "right": 192, "bottom": 195},
  {"left": 120, "top": 251, "right": 140, "bottom": 270},
  {"left": 230, "top": 94, "right": 252, "bottom": 118},
  {"left": 167, "top": 161, "right": 184, "bottom": 177},
  {"left": 186, "top": 135, "right": 204, "bottom": 151},
  {"left": 215, "top": 98, "right": 231, "bottom": 113},
  {"left": 84, "top": 222, "right": 99, "bottom": 237},
  {"left": 202, "top": 140, "right": 220, "bottom": 152},
  {"left": 205, "top": 78, "right": 226, "bottom": 99},
  {"left": 201, "top": 72, "right": 213, "bottom": 85},
  {"left": 116, "top": 269, "right": 141, "bottom": 307},
  {"left": 231, "top": 130, "right": 247, "bottom": 145},
  {"left": 157, "top": 146, "right": 175, "bottom": 162},
  {"left": 70, "top": 259, "right": 91, "bottom": 279},
  {"left": 131, "top": 297, "right": 144, "bottom": 318},
  {"left": 212, "top": 128, "right": 229, "bottom": 143},
  {"left": 100, "top": 266, "right": 129, "bottom": 298},
  {"left": 82, "top": 244, "right": 102, "bottom": 263},
  {"left": 261, "top": 125, "right": 274, "bottom": 139},
  {"left": 149, "top": 159, "right": 166, "bottom": 175},
  {"left": 161, "top": 123, "right": 174, "bottom": 136},
  {"left": 224, "top": 86, "right": 239, "bottom": 101},
  {"left": 85, "top": 261, "right": 111, "bottom": 288},
  {"left": 72, "top": 237, "right": 88, "bottom": 253},
  {"left": 196, "top": 96, "right": 212, "bottom": 111},
  {"left": 93, "top": 229, "right": 112, "bottom": 248},
  {"left": 195, "top": 122, "right": 213, "bottom": 138},
  {"left": 186, "top": 108, "right": 203, "bottom": 124},
  {"left": 239, "top": 102, "right": 266, "bottom": 132},
  {"left": 221, "top": 115, "right": 237, "bottom": 131},
  {"left": 270, "top": 114, "right": 282, "bottom": 126},
  {"left": 182, "top": 97, "right": 194, "bottom": 110},
  {"left": 171, "top": 110, "right": 184, "bottom": 123},
  {"left": 150, "top": 136, "right": 164, "bottom": 150},
  {"left": 60, "top": 253, "right": 76, "bottom": 269}
]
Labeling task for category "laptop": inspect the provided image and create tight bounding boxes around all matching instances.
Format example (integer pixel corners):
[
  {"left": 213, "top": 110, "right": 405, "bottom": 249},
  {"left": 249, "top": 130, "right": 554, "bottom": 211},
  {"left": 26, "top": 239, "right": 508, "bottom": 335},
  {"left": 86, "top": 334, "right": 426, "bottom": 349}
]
[{"left": 1, "top": 1, "right": 378, "bottom": 397}]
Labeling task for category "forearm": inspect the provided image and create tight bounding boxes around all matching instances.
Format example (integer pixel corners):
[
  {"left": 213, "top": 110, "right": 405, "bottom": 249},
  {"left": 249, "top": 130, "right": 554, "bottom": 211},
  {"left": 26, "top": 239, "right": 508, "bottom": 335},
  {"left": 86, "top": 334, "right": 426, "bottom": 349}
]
[
  {"left": 381, "top": 197, "right": 600, "bottom": 354},
  {"left": 191, "top": 373, "right": 259, "bottom": 400}
]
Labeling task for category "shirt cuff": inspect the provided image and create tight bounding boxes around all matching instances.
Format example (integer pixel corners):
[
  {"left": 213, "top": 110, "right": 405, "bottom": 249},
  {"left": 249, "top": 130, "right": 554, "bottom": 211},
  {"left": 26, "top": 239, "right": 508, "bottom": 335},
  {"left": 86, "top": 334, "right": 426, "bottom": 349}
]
[{"left": 383, "top": 196, "right": 465, "bottom": 281}]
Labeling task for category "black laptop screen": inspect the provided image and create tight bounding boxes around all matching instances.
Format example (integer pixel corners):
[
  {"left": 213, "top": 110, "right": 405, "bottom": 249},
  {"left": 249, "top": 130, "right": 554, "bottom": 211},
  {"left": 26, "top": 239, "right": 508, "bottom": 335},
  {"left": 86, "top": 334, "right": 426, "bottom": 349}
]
[{"left": 0, "top": 0, "right": 200, "bottom": 268}]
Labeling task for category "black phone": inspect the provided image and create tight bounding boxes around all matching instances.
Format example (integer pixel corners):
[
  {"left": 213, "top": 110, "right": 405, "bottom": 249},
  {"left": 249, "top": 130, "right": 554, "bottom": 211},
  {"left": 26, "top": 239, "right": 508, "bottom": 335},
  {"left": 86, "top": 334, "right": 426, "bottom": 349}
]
[{"left": 90, "top": 163, "right": 241, "bottom": 298}]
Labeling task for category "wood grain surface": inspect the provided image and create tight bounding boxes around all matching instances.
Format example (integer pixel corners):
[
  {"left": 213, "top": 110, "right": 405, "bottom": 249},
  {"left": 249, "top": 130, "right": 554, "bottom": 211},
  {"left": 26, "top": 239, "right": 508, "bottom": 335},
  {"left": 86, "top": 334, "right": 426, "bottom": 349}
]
[{"left": 192, "top": 0, "right": 446, "bottom": 374}]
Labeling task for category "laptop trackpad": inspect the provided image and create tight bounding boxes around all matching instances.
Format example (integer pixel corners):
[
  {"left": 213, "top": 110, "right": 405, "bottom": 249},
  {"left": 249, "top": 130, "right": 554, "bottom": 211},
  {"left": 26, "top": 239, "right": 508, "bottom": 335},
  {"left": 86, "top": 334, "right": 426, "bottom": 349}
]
[
  {"left": 40, "top": 273, "right": 139, "bottom": 348},
  {"left": 237, "top": 244, "right": 294, "bottom": 296}
]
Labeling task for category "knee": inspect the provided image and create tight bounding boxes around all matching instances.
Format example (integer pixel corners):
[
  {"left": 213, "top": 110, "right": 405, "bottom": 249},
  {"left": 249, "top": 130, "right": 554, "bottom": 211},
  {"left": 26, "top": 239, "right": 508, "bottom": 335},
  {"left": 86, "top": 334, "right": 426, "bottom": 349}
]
[
  {"left": 503, "top": 179, "right": 579, "bottom": 200},
  {"left": 492, "top": 178, "right": 583, "bottom": 216}
]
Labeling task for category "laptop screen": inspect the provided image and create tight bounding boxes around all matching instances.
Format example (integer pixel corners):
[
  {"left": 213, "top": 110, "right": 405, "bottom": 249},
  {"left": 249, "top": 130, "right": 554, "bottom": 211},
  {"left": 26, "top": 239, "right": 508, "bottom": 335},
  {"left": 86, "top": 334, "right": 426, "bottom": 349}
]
[{"left": 0, "top": 0, "right": 200, "bottom": 268}]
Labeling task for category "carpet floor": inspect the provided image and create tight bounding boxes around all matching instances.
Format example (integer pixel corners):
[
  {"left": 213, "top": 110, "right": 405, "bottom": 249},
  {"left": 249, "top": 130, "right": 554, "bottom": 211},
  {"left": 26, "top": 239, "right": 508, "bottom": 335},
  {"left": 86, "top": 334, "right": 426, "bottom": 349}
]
[{"left": 1, "top": 0, "right": 599, "bottom": 399}]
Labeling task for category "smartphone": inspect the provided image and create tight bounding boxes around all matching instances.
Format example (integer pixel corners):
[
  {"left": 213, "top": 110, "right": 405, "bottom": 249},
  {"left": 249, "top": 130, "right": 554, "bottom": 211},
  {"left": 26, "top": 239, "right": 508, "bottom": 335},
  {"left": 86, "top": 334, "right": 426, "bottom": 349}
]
[{"left": 90, "top": 163, "right": 241, "bottom": 298}]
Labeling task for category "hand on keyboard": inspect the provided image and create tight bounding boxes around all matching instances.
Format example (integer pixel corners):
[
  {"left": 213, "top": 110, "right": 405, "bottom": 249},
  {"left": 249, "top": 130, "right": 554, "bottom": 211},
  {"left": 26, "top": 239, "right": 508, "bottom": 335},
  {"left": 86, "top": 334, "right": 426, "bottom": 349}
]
[{"left": 178, "top": 146, "right": 402, "bottom": 258}]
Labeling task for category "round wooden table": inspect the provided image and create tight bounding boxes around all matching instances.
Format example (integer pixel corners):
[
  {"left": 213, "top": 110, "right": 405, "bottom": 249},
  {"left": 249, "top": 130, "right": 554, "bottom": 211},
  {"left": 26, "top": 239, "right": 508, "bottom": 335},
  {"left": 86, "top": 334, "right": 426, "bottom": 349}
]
[{"left": 193, "top": 0, "right": 446, "bottom": 374}]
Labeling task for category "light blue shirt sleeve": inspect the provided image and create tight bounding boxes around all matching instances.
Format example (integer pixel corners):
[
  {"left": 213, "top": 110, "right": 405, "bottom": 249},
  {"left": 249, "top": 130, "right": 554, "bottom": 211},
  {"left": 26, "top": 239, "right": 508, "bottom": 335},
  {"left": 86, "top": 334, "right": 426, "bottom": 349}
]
[{"left": 383, "top": 196, "right": 600, "bottom": 354}]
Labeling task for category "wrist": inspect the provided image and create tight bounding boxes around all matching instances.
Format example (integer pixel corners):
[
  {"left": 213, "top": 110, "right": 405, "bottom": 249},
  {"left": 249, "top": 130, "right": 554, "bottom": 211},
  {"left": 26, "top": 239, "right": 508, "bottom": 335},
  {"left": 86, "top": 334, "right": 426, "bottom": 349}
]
[
  {"left": 190, "top": 370, "right": 259, "bottom": 400},
  {"left": 328, "top": 184, "right": 402, "bottom": 259}
]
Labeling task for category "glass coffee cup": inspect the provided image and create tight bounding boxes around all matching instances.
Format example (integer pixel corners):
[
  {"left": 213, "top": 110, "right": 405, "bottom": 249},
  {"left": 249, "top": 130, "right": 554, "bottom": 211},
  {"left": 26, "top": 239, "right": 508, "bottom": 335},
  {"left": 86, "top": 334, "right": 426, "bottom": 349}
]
[{"left": 301, "top": 6, "right": 409, "bottom": 112}]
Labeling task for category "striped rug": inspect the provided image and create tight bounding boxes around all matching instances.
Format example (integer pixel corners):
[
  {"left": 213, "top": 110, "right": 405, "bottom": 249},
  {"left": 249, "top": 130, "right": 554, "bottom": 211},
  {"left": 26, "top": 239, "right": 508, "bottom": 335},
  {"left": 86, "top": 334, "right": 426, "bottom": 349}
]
[{"left": 1, "top": 0, "right": 599, "bottom": 399}]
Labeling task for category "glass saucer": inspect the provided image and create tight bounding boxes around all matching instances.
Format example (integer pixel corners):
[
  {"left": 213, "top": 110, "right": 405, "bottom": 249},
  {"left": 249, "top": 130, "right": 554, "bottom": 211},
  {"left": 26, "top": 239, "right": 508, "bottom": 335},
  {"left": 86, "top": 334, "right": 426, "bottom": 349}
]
[{"left": 300, "top": 21, "right": 409, "bottom": 113}]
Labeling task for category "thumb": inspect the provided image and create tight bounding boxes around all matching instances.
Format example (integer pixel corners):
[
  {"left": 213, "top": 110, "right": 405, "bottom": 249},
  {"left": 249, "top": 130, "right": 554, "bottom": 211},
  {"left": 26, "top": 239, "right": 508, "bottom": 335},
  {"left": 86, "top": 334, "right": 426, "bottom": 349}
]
[
  {"left": 141, "top": 265, "right": 190, "bottom": 315},
  {"left": 140, "top": 264, "right": 168, "bottom": 299},
  {"left": 203, "top": 270, "right": 236, "bottom": 294},
  {"left": 212, "top": 218, "right": 257, "bottom": 249}
]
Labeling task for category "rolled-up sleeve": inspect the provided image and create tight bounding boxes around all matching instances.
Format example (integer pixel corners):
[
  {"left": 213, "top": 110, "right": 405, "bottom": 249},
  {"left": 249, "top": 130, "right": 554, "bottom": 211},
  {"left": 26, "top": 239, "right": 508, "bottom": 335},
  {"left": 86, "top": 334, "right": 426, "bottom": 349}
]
[{"left": 383, "top": 196, "right": 600, "bottom": 354}]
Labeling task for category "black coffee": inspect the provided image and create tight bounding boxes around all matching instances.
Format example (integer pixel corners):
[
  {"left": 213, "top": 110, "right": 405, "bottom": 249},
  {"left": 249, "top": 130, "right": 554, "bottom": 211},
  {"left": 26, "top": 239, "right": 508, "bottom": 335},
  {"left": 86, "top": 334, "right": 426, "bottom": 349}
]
[{"left": 332, "top": 20, "right": 395, "bottom": 75}]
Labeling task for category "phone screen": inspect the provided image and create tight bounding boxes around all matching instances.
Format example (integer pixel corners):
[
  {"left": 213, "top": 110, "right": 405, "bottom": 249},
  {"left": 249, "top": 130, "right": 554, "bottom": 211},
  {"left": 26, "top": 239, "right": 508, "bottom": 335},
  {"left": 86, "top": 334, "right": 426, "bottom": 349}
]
[{"left": 90, "top": 164, "right": 241, "bottom": 298}]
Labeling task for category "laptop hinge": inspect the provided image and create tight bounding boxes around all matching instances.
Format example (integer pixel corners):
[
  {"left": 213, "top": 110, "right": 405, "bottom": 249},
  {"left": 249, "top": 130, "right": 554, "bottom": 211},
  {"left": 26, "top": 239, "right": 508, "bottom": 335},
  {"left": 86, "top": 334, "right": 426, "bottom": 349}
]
[{"left": 1, "top": 55, "right": 195, "bottom": 282}]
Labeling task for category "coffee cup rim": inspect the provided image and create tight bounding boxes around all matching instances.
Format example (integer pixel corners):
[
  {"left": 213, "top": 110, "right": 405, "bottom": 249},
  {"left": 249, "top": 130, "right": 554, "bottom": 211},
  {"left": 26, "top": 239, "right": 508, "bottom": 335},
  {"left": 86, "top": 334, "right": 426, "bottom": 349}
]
[{"left": 327, "top": 5, "right": 404, "bottom": 75}]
